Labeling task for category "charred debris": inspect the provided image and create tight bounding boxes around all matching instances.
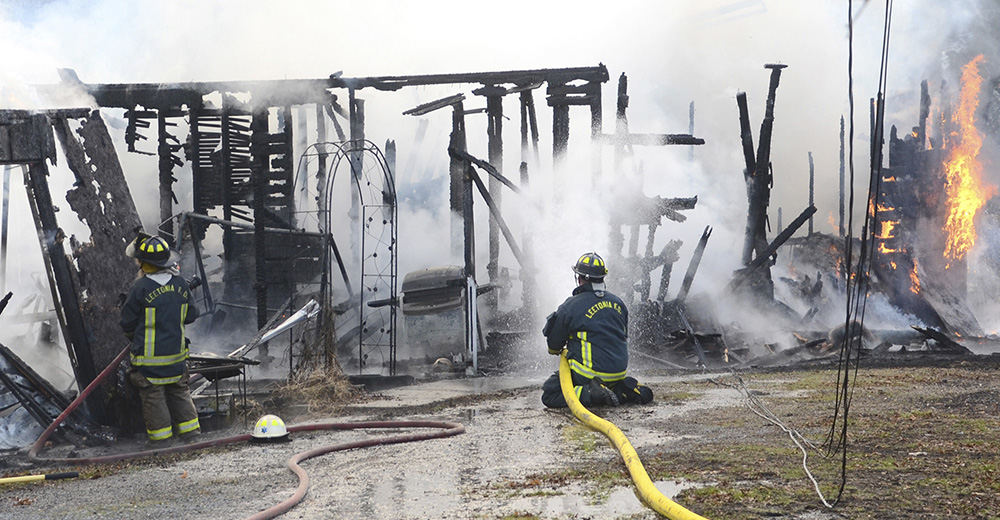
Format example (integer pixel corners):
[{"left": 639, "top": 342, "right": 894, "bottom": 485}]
[{"left": 0, "top": 63, "right": 994, "bottom": 439}]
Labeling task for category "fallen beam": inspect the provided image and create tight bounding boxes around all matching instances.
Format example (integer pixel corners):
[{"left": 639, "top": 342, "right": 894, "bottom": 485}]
[
  {"left": 596, "top": 133, "right": 705, "bottom": 146},
  {"left": 730, "top": 205, "right": 816, "bottom": 290}
]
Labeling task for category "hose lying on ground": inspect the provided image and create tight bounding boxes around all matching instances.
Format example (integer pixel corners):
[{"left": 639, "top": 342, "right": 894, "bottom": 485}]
[
  {"left": 558, "top": 351, "right": 708, "bottom": 520},
  {"left": 0, "top": 471, "right": 77, "bottom": 485},
  {"left": 25, "top": 346, "right": 466, "bottom": 520}
]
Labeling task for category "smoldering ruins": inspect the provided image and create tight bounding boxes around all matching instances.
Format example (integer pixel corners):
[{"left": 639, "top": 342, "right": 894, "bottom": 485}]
[{"left": 3, "top": 1, "right": 1000, "bottom": 518}]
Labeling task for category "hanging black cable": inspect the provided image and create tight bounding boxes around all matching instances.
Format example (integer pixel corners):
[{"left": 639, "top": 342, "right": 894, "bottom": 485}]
[{"left": 824, "top": 0, "right": 894, "bottom": 507}]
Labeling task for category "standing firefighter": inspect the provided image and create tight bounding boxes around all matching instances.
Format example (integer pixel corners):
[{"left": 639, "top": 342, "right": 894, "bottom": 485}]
[
  {"left": 120, "top": 234, "right": 201, "bottom": 442},
  {"left": 541, "top": 252, "right": 653, "bottom": 408}
]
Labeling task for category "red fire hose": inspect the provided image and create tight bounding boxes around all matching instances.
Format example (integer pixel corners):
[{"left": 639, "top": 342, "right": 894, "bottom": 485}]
[{"left": 26, "top": 346, "right": 466, "bottom": 519}]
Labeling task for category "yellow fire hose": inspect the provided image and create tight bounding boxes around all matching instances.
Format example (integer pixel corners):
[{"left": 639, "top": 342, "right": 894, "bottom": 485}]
[
  {"left": 0, "top": 471, "right": 78, "bottom": 485},
  {"left": 559, "top": 351, "right": 708, "bottom": 520}
]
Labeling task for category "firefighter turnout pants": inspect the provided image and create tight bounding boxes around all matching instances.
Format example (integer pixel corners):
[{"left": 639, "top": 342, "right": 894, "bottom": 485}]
[
  {"left": 129, "top": 369, "right": 201, "bottom": 441},
  {"left": 541, "top": 371, "right": 653, "bottom": 408}
]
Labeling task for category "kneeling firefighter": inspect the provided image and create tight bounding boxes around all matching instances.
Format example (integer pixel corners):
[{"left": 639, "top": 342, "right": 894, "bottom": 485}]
[
  {"left": 541, "top": 252, "right": 654, "bottom": 408},
  {"left": 120, "top": 234, "right": 201, "bottom": 442}
]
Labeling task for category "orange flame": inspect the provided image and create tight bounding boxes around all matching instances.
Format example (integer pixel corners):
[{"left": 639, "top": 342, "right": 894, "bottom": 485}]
[
  {"left": 882, "top": 176, "right": 897, "bottom": 182},
  {"left": 876, "top": 219, "right": 900, "bottom": 240},
  {"left": 943, "top": 55, "right": 997, "bottom": 266},
  {"left": 909, "top": 259, "right": 921, "bottom": 294},
  {"left": 878, "top": 242, "right": 900, "bottom": 254}
]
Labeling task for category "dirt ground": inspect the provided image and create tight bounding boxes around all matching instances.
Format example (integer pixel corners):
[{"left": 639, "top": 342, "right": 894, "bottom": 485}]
[{"left": 2, "top": 353, "right": 1000, "bottom": 519}]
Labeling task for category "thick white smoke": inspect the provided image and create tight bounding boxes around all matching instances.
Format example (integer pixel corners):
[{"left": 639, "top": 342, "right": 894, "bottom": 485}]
[{"left": 2, "top": 0, "right": 999, "bottom": 366}]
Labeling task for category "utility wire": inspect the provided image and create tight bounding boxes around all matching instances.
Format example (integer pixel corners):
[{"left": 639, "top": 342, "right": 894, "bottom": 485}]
[{"left": 824, "top": 0, "right": 895, "bottom": 507}]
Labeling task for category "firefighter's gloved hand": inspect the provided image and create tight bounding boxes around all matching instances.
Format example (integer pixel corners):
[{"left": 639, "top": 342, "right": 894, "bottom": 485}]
[
  {"left": 548, "top": 346, "right": 563, "bottom": 356},
  {"left": 117, "top": 293, "right": 127, "bottom": 309}
]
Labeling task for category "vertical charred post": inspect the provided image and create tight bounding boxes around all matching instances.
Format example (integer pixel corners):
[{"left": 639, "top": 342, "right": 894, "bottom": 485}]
[
  {"left": 348, "top": 90, "right": 365, "bottom": 234},
  {"left": 808, "top": 151, "right": 815, "bottom": 235},
  {"left": 220, "top": 101, "right": 234, "bottom": 262},
  {"left": 839, "top": 115, "right": 846, "bottom": 237},
  {"left": 688, "top": 101, "right": 695, "bottom": 161},
  {"left": 918, "top": 80, "right": 930, "bottom": 149},
  {"left": 315, "top": 102, "right": 328, "bottom": 233},
  {"left": 1, "top": 166, "right": 8, "bottom": 292},
  {"left": 480, "top": 86, "right": 504, "bottom": 314},
  {"left": 449, "top": 101, "right": 467, "bottom": 260},
  {"left": 157, "top": 111, "right": 174, "bottom": 240},
  {"left": 24, "top": 160, "right": 101, "bottom": 418},
  {"left": 748, "top": 64, "right": 785, "bottom": 261},
  {"left": 611, "top": 74, "right": 630, "bottom": 266},
  {"left": 590, "top": 82, "right": 602, "bottom": 185},
  {"left": 250, "top": 108, "right": 268, "bottom": 329},
  {"left": 548, "top": 80, "right": 571, "bottom": 176}
]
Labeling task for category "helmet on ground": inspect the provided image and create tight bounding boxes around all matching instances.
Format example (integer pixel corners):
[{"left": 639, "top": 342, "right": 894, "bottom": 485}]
[
  {"left": 251, "top": 414, "right": 290, "bottom": 442},
  {"left": 127, "top": 235, "right": 177, "bottom": 268},
  {"left": 572, "top": 252, "right": 608, "bottom": 280}
]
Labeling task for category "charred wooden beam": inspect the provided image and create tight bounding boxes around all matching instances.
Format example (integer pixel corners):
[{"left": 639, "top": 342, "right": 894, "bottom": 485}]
[
  {"left": 449, "top": 102, "right": 468, "bottom": 259},
  {"left": 467, "top": 166, "right": 525, "bottom": 269},
  {"left": 251, "top": 108, "right": 269, "bottom": 329},
  {"left": 730, "top": 205, "right": 816, "bottom": 290},
  {"left": 839, "top": 115, "right": 846, "bottom": 237},
  {"left": 745, "top": 64, "right": 785, "bottom": 266},
  {"left": 48, "top": 112, "right": 144, "bottom": 423},
  {"left": 736, "top": 92, "right": 756, "bottom": 174},
  {"left": 808, "top": 151, "right": 815, "bottom": 235},
  {"left": 688, "top": 101, "right": 695, "bottom": 161},
  {"left": 402, "top": 93, "right": 466, "bottom": 116},
  {"left": 590, "top": 82, "right": 602, "bottom": 184},
  {"left": 551, "top": 101, "right": 569, "bottom": 170},
  {"left": 655, "top": 239, "right": 683, "bottom": 303},
  {"left": 447, "top": 148, "right": 521, "bottom": 194},
  {"left": 918, "top": 80, "right": 930, "bottom": 149},
  {"left": 1, "top": 166, "right": 8, "bottom": 291},
  {"left": 475, "top": 85, "right": 504, "bottom": 309},
  {"left": 23, "top": 159, "right": 100, "bottom": 417},
  {"left": 596, "top": 133, "right": 705, "bottom": 146},
  {"left": 911, "top": 326, "right": 973, "bottom": 355},
  {"left": 49, "top": 66, "right": 609, "bottom": 108},
  {"left": 676, "top": 226, "right": 712, "bottom": 302}
]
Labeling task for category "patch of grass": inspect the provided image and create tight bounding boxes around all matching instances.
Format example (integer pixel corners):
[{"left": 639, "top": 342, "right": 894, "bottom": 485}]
[
  {"left": 654, "top": 390, "right": 699, "bottom": 404},
  {"left": 561, "top": 424, "right": 602, "bottom": 453}
]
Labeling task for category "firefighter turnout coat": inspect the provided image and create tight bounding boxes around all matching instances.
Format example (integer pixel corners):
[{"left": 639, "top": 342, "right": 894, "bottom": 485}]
[
  {"left": 543, "top": 283, "right": 629, "bottom": 383},
  {"left": 120, "top": 273, "right": 199, "bottom": 385}
]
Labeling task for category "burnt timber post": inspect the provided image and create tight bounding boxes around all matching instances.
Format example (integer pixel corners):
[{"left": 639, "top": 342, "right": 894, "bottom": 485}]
[
  {"left": 450, "top": 101, "right": 468, "bottom": 260},
  {"left": 611, "top": 73, "right": 630, "bottom": 262},
  {"left": 551, "top": 98, "right": 569, "bottom": 173},
  {"left": 839, "top": 115, "right": 845, "bottom": 237},
  {"left": 157, "top": 111, "right": 173, "bottom": 239},
  {"left": 740, "top": 63, "right": 786, "bottom": 270},
  {"left": 315, "top": 102, "right": 328, "bottom": 234},
  {"left": 1, "top": 166, "right": 8, "bottom": 292},
  {"left": 808, "top": 151, "right": 815, "bottom": 235},
  {"left": 462, "top": 161, "right": 478, "bottom": 371},
  {"left": 918, "top": 80, "right": 930, "bottom": 148},
  {"left": 474, "top": 85, "right": 505, "bottom": 316},
  {"left": 24, "top": 160, "right": 102, "bottom": 417},
  {"left": 348, "top": 89, "right": 365, "bottom": 240},
  {"left": 250, "top": 108, "right": 269, "bottom": 329},
  {"left": 220, "top": 99, "right": 234, "bottom": 263},
  {"left": 589, "top": 82, "right": 602, "bottom": 184},
  {"left": 688, "top": 101, "right": 695, "bottom": 161},
  {"left": 517, "top": 88, "right": 539, "bottom": 313}
]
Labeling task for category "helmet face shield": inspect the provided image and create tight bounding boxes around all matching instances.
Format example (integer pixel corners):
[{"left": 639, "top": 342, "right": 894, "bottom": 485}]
[{"left": 572, "top": 252, "right": 608, "bottom": 280}]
